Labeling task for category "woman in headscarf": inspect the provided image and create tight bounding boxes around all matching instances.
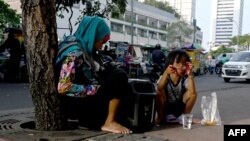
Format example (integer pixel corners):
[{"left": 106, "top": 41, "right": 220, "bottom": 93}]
[{"left": 57, "top": 16, "right": 132, "bottom": 134}]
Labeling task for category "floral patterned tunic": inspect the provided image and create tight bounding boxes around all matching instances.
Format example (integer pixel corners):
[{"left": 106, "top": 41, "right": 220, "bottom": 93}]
[{"left": 57, "top": 56, "right": 97, "bottom": 97}]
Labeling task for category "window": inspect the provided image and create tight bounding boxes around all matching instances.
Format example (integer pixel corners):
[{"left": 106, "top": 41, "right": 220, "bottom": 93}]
[
  {"left": 149, "top": 31, "right": 157, "bottom": 39},
  {"left": 111, "top": 22, "right": 123, "bottom": 33},
  {"left": 138, "top": 28, "right": 147, "bottom": 37},
  {"left": 159, "top": 33, "right": 166, "bottom": 41}
]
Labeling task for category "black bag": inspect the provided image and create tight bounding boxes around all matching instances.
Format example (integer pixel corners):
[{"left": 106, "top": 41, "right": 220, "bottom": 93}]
[{"left": 121, "top": 79, "right": 156, "bottom": 133}]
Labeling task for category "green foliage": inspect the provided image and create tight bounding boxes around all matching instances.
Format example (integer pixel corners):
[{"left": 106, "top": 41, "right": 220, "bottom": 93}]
[
  {"left": 210, "top": 45, "right": 233, "bottom": 57},
  {"left": 165, "top": 21, "right": 193, "bottom": 48},
  {"left": 0, "top": 0, "right": 21, "bottom": 29},
  {"left": 75, "top": 1, "right": 122, "bottom": 25},
  {"left": 0, "top": 0, "right": 21, "bottom": 44},
  {"left": 56, "top": 0, "right": 127, "bottom": 18},
  {"left": 143, "top": 0, "right": 181, "bottom": 19},
  {"left": 230, "top": 34, "right": 250, "bottom": 51},
  {"left": 55, "top": 0, "right": 127, "bottom": 34}
]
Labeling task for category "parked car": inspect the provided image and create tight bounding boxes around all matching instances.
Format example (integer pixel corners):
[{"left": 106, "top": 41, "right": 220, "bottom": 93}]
[{"left": 221, "top": 51, "right": 250, "bottom": 82}]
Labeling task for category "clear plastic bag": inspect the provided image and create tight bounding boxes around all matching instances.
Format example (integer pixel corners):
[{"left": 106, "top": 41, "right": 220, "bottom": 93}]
[{"left": 201, "top": 92, "right": 222, "bottom": 125}]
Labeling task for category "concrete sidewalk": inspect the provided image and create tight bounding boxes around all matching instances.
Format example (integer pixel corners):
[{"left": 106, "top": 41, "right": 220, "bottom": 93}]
[
  {"left": 0, "top": 108, "right": 167, "bottom": 141},
  {"left": 0, "top": 108, "right": 228, "bottom": 141}
]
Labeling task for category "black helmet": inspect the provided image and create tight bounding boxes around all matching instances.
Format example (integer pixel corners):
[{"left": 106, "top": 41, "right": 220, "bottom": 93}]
[{"left": 155, "top": 44, "right": 161, "bottom": 49}]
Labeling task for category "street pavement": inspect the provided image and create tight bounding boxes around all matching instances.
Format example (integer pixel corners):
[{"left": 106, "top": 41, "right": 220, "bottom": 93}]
[{"left": 1, "top": 74, "right": 250, "bottom": 141}]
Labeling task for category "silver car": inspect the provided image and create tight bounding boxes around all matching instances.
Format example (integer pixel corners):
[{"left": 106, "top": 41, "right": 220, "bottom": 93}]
[{"left": 222, "top": 51, "right": 250, "bottom": 83}]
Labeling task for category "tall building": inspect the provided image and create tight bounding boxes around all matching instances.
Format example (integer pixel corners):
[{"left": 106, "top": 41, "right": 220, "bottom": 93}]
[
  {"left": 209, "top": 0, "right": 244, "bottom": 48},
  {"left": 164, "top": 0, "right": 196, "bottom": 24}
]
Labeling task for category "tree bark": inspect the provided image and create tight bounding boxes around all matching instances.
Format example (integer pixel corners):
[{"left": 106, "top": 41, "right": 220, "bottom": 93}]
[{"left": 21, "top": 0, "right": 67, "bottom": 130}]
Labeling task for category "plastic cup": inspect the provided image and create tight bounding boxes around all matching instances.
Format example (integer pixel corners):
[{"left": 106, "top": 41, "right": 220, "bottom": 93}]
[{"left": 182, "top": 114, "right": 193, "bottom": 129}]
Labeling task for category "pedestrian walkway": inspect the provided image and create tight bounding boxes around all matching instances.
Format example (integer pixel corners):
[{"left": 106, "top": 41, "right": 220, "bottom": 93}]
[
  {"left": 0, "top": 108, "right": 228, "bottom": 141},
  {"left": 0, "top": 108, "right": 168, "bottom": 141}
]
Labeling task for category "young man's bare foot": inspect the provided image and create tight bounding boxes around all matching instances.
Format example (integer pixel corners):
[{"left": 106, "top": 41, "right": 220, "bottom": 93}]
[{"left": 101, "top": 121, "right": 132, "bottom": 134}]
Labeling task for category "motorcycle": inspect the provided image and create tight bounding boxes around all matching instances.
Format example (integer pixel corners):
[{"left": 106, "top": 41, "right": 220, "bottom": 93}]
[
  {"left": 93, "top": 52, "right": 122, "bottom": 83},
  {"left": 215, "top": 62, "right": 223, "bottom": 77},
  {"left": 148, "top": 63, "right": 163, "bottom": 83}
]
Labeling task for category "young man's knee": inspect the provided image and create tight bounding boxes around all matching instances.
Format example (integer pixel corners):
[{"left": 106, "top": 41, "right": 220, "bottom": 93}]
[{"left": 183, "top": 94, "right": 197, "bottom": 104}]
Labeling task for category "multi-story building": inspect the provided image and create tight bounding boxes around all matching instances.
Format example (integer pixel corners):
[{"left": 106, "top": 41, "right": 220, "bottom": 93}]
[
  {"left": 56, "top": 0, "right": 177, "bottom": 47},
  {"left": 109, "top": 0, "right": 177, "bottom": 47},
  {"left": 57, "top": 0, "right": 198, "bottom": 48},
  {"left": 164, "top": 0, "right": 196, "bottom": 25},
  {"left": 109, "top": 0, "right": 202, "bottom": 47},
  {"left": 209, "top": 0, "right": 244, "bottom": 48},
  {"left": 4, "top": 0, "right": 203, "bottom": 49}
]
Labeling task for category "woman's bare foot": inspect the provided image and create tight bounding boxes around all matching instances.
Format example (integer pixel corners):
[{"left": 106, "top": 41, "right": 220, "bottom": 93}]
[
  {"left": 155, "top": 117, "right": 163, "bottom": 126},
  {"left": 101, "top": 121, "right": 132, "bottom": 134}
]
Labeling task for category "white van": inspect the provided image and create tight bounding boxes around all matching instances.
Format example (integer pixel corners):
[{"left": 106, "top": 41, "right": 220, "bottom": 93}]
[{"left": 221, "top": 51, "right": 250, "bottom": 82}]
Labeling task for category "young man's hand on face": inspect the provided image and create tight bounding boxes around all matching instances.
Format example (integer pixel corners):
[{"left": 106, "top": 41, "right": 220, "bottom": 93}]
[{"left": 185, "top": 62, "right": 193, "bottom": 76}]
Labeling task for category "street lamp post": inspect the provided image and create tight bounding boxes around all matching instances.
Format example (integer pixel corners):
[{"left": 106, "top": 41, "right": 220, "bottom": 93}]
[
  {"left": 228, "top": 18, "right": 239, "bottom": 52},
  {"left": 130, "top": 0, "right": 134, "bottom": 45},
  {"left": 208, "top": 41, "right": 214, "bottom": 52}
]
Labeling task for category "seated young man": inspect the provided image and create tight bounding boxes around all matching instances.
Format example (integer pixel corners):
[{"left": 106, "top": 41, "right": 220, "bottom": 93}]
[{"left": 156, "top": 50, "right": 200, "bottom": 125}]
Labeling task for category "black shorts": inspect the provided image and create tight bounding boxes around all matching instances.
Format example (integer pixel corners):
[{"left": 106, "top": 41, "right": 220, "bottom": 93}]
[{"left": 164, "top": 100, "right": 185, "bottom": 118}]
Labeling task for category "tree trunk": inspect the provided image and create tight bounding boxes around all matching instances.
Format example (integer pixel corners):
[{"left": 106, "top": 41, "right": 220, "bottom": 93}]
[{"left": 21, "top": 0, "right": 67, "bottom": 130}]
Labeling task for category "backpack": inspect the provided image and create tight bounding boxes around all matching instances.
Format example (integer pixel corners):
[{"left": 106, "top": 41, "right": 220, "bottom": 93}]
[
  {"left": 57, "top": 36, "right": 83, "bottom": 60},
  {"left": 55, "top": 36, "right": 80, "bottom": 83},
  {"left": 55, "top": 18, "right": 98, "bottom": 84},
  {"left": 55, "top": 35, "right": 96, "bottom": 85}
]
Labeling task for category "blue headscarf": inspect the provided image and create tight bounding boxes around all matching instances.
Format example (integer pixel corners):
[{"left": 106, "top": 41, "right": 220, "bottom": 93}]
[
  {"left": 56, "top": 16, "right": 110, "bottom": 64},
  {"left": 74, "top": 16, "right": 110, "bottom": 56},
  {"left": 56, "top": 16, "right": 110, "bottom": 82}
]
